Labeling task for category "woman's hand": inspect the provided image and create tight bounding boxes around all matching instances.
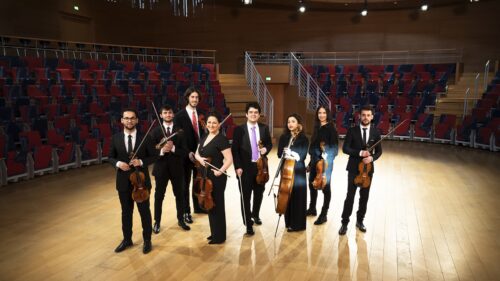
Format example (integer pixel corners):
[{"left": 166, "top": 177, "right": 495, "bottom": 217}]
[{"left": 212, "top": 169, "right": 222, "bottom": 177}]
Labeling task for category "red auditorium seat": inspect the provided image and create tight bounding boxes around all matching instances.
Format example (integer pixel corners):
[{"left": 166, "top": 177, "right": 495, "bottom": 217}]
[
  {"left": 47, "top": 129, "right": 65, "bottom": 146},
  {"left": 33, "top": 145, "right": 53, "bottom": 172},
  {"left": 6, "top": 151, "right": 27, "bottom": 178},
  {"left": 19, "top": 130, "right": 42, "bottom": 151},
  {"left": 82, "top": 138, "right": 99, "bottom": 164}
]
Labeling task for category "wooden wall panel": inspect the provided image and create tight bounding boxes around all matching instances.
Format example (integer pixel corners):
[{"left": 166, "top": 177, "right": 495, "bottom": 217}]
[{"left": 0, "top": 0, "right": 499, "bottom": 72}]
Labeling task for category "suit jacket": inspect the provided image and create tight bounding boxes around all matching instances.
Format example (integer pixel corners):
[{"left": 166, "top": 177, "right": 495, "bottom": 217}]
[
  {"left": 342, "top": 124, "right": 382, "bottom": 174},
  {"left": 151, "top": 124, "right": 188, "bottom": 178},
  {"left": 108, "top": 131, "right": 158, "bottom": 191},
  {"left": 232, "top": 122, "right": 273, "bottom": 171},
  {"left": 173, "top": 108, "right": 205, "bottom": 153}
]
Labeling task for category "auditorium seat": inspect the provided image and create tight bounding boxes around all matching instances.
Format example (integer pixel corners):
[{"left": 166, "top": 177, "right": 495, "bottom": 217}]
[{"left": 33, "top": 144, "right": 54, "bottom": 173}]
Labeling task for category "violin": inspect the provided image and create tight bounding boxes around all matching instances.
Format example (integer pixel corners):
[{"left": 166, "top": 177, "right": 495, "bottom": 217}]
[
  {"left": 312, "top": 141, "right": 328, "bottom": 190},
  {"left": 126, "top": 119, "right": 157, "bottom": 203},
  {"left": 353, "top": 148, "right": 372, "bottom": 188},
  {"left": 194, "top": 157, "right": 214, "bottom": 211},
  {"left": 256, "top": 140, "right": 269, "bottom": 185},
  {"left": 129, "top": 154, "right": 149, "bottom": 203},
  {"left": 199, "top": 113, "right": 207, "bottom": 132},
  {"left": 155, "top": 129, "right": 182, "bottom": 150}
]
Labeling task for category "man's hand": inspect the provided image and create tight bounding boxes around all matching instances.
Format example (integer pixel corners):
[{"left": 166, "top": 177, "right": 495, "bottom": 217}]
[
  {"left": 130, "top": 159, "right": 142, "bottom": 167},
  {"left": 259, "top": 147, "right": 267, "bottom": 155},
  {"left": 118, "top": 162, "right": 130, "bottom": 171},
  {"left": 362, "top": 156, "right": 373, "bottom": 164},
  {"left": 360, "top": 150, "right": 370, "bottom": 157},
  {"left": 162, "top": 141, "right": 174, "bottom": 153},
  {"left": 236, "top": 168, "right": 243, "bottom": 177}
]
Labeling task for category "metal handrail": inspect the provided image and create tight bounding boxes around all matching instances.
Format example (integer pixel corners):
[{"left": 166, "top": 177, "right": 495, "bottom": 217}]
[
  {"left": 474, "top": 73, "right": 480, "bottom": 107},
  {"left": 290, "top": 53, "right": 331, "bottom": 112},
  {"left": 0, "top": 34, "right": 216, "bottom": 63},
  {"left": 244, "top": 52, "right": 274, "bottom": 136},
  {"left": 463, "top": 88, "right": 470, "bottom": 120},
  {"left": 484, "top": 60, "right": 490, "bottom": 91},
  {"left": 247, "top": 49, "right": 462, "bottom": 65}
]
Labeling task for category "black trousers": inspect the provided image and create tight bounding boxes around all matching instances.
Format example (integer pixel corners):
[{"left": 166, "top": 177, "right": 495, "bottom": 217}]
[
  {"left": 182, "top": 160, "right": 202, "bottom": 213},
  {"left": 118, "top": 188, "right": 152, "bottom": 242},
  {"left": 209, "top": 183, "right": 226, "bottom": 242},
  {"left": 340, "top": 172, "right": 371, "bottom": 225},
  {"left": 237, "top": 163, "right": 265, "bottom": 226},
  {"left": 154, "top": 172, "right": 185, "bottom": 223}
]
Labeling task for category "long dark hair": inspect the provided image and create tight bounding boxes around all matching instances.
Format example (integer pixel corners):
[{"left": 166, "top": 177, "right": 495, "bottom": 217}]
[{"left": 311, "top": 105, "right": 333, "bottom": 143}]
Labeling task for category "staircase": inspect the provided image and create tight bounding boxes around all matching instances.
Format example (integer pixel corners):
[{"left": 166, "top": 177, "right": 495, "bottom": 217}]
[
  {"left": 433, "top": 72, "right": 483, "bottom": 118},
  {"left": 219, "top": 74, "right": 257, "bottom": 125}
]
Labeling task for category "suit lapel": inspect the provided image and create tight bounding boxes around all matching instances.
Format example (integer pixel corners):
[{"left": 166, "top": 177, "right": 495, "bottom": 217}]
[
  {"left": 242, "top": 124, "right": 251, "bottom": 152},
  {"left": 355, "top": 126, "right": 364, "bottom": 148},
  {"left": 118, "top": 132, "right": 128, "bottom": 156},
  {"left": 258, "top": 123, "right": 265, "bottom": 143},
  {"left": 134, "top": 131, "right": 144, "bottom": 153}
]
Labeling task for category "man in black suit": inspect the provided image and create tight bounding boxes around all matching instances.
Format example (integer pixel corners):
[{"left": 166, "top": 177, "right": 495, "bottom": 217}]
[
  {"left": 151, "top": 105, "right": 191, "bottom": 233},
  {"left": 339, "top": 105, "right": 382, "bottom": 235},
  {"left": 231, "top": 102, "right": 273, "bottom": 236},
  {"left": 108, "top": 108, "right": 157, "bottom": 254},
  {"left": 173, "top": 87, "right": 205, "bottom": 224}
]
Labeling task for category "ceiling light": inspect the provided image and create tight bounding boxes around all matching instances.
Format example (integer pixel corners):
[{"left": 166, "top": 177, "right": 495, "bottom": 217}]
[
  {"left": 243, "top": 0, "right": 252, "bottom": 5},
  {"left": 298, "top": 1, "right": 306, "bottom": 13},
  {"left": 421, "top": 4, "right": 428, "bottom": 11},
  {"left": 361, "top": 9, "right": 367, "bottom": 16}
]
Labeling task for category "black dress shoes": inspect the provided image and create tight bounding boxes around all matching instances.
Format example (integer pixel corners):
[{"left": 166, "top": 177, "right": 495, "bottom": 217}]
[
  {"left": 338, "top": 224, "right": 348, "bottom": 235},
  {"left": 246, "top": 226, "right": 255, "bottom": 236},
  {"left": 114, "top": 239, "right": 133, "bottom": 253},
  {"left": 306, "top": 208, "right": 317, "bottom": 216},
  {"left": 208, "top": 240, "right": 225, "bottom": 245},
  {"left": 356, "top": 221, "right": 367, "bottom": 232},
  {"left": 314, "top": 214, "right": 327, "bottom": 225},
  {"left": 143, "top": 240, "right": 152, "bottom": 254},
  {"left": 178, "top": 220, "right": 191, "bottom": 231},
  {"left": 252, "top": 217, "right": 262, "bottom": 225},
  {"left": 153, "top": 222, "right": 160, "bottom": 234},
  {"left": 184, "top": 213, "right": 193, "bottom": 224},
  {"left": 206, "top": 235, "right": 213, "bottom": 240}
]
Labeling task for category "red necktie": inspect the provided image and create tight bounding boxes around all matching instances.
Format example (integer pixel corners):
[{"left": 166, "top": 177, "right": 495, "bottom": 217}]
[{"left": 192, "top": 110, "right": 199, "bottom": 139}]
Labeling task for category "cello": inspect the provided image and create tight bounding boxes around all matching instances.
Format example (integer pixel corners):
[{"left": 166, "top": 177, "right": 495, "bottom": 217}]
[
  {"left": 194, "top": 158, "right": 215, "bottom": 211},
  {"left": 312, "top": 141, "right": 328, "bottom": 190},
  {"left": 269, "top": 125, "right": 301, "bottom": 236}
]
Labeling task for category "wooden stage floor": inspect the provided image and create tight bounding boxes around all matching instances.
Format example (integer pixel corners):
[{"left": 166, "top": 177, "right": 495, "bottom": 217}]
[{"left": 0, "top": 141, "right": 499, "bottom": 281}]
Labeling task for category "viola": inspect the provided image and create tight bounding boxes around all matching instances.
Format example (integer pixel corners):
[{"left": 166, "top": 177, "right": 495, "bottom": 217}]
[
  {"left": 312, "top": 141, "right": 328, "bottom": 190},
  {"left": 194, "top": 158, "right": 214, "bottom": 211},
  {"left": 255, "top": 140, "right": 269, "bottom": 185}
]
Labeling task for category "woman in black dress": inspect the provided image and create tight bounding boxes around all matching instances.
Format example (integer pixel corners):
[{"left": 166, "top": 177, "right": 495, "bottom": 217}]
[
  {"left": 194, "top": 112, "right": 233, "bottom": 244},
  {"left": 277, "top": 113, "right": 309, "bottom": 232},
  {"left": 307, "top": 106, "right": 339, "bottom": 225}
]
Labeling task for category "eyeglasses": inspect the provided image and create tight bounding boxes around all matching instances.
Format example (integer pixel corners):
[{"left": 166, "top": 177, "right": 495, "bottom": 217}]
[{"left": 122, "top": 117, "right": 137, "bottom": 121}]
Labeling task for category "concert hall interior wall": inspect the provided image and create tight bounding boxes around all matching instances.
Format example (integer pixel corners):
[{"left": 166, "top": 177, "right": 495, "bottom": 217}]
[{"left": 0, "top": 0, "right": 499, "bottom": 73}]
